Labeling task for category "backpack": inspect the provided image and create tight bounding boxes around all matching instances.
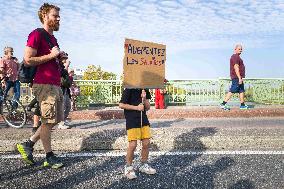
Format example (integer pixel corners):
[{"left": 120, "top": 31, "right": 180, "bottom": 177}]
[
  {"left": 18, "top": 62, "right": 37, "bottom": 83},
  {"left": 61, "top": 69, "right": 72, "bottom": 88},
  {"left": 19, "top": 28, "right": 57, "bottom": 83}
]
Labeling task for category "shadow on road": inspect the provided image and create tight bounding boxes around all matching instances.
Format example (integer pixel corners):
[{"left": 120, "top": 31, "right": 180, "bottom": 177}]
[
  {"left": 107, "top": 127, "right": 230, "bottom": 188},
  {"left": 80, "top": 128, "right": 126, "bottom": 150},
  {"left": 174, "top": 156, "right": 235, "bottom": 189},
  {"left": 150, "top": 118, "right": 185, "bottom": 128},
  {"left": 228, "top": 179, "right": 256, "bottom": 189},
  {"left": 30, "top": 128, "right": 127, "bottom": 189}
]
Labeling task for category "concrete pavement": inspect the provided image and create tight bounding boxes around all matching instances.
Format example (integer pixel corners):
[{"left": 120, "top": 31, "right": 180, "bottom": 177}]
[{"left": 0, "top": 117, "right": 283, "bottom": 152}]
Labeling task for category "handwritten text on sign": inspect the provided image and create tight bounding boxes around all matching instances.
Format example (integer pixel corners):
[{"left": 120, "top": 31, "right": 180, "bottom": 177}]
[
  {"left": 123, "top": 39, "right": 166, "bottom": 89},
  {"left": 125, "top": 44, "right": 165, "bottom": 66}
]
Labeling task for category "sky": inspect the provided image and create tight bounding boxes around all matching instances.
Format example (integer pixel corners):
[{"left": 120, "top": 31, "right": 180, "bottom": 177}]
[{"left": 0, "top": 0, "right": 284, "bottom": 79}]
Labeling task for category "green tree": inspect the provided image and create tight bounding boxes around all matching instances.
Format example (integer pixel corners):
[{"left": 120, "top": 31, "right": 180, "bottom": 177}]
[{"left": 83, "top": 65, "right": 116, "bottom": 80}]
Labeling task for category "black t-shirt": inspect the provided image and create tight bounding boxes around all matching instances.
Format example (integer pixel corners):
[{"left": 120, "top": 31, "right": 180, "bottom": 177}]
[{"left": 120, "top": 89, "right": 151, "bottom": 130}]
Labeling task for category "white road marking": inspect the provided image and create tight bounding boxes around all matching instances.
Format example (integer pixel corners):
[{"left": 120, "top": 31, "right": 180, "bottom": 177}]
[{"left": 1, "top": 150, "right": 284, "bottom": 159}]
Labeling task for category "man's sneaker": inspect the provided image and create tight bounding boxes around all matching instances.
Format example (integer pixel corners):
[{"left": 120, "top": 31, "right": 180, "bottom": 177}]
[
  {"left": 16, "top": 142, "right": 35, "bottom": 165},
  {"left": 58, "top": 121, "right": 70, "bottom": 129},
  {"left": 139, "top": 163, "right": 156, "bottom": 175},
  {"left": 240, "top": 105, "right": 249, "bottom": 110},
  {"left": 43, "top": 155, "right": 64, "bottom": 169},
  {"left": 220, "top": 104, "right": 230, "bottom": 110},
  {"left": 124, "top": 165, "right": 137, "bottom": 180}
]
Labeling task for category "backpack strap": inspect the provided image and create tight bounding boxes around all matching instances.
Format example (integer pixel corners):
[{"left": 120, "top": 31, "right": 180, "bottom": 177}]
[{"left": 35, "top": 28, "right": 58, "bottom": 49}]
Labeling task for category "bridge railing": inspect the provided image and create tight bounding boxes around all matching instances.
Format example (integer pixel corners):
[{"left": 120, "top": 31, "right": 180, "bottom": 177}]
[{"left": 19, "top": 78, "right": 284, "bottom": 107}]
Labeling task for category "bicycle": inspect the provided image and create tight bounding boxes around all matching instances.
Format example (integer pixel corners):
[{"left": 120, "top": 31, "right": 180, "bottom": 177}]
[{"left": 0, "top": 77, "right": 27, "bottom": 128}]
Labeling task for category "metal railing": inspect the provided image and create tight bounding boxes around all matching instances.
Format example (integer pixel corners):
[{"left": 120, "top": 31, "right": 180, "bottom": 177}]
[{"left": 19, "top": 78, "right": 284, "bottom": 107}]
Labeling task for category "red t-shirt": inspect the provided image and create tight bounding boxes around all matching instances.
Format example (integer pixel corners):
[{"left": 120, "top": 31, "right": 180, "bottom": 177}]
[
  {"left": 230, "top": 54, "right": 245, "bottom": 79},
  {"left": 26, "top": 29, "right": 61, "bottom": 86}
]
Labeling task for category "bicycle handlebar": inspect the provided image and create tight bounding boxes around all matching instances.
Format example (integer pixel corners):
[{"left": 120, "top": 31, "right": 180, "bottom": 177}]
[{"left": 0, "top": 77, "right": 8, "bottom": 82}]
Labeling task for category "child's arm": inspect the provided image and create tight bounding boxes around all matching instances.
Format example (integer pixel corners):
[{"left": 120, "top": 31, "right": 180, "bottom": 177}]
[
  {"left": 119, "top": 102, "right": 144, "bottom": 111},
  {"left": 143, "top": 99, "right": 150, "bottom": 111},
  {"left": 119, "top": 88, "right": 145, "bottom": 111},
  {"left": 141, "top": 89, "right": 150, "bottom": 111}
]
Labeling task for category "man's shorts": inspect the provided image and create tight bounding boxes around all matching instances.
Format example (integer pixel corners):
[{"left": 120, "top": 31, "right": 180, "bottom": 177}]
[
  {"left": 127, "top": 125, "right": 151, "bottom": 141},
  {"left": 32, "top": 84, "right": 64, "bottom": 125},
  {"left": 229, "top": 78, "right": 245, "bottom": 93}
]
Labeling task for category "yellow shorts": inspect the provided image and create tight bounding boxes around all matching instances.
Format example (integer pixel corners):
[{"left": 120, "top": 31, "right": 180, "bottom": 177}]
[{"left": 127, "top": 125, "right": 151, "bottom": 141}]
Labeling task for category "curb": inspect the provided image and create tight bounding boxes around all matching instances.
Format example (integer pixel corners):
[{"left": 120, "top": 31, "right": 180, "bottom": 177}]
[{"left": 68, "top": 108, "right": 284, "bottom": 120}]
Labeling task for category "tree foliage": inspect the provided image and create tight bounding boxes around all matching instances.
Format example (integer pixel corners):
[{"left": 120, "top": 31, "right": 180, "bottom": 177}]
[{"left": 82, "top": 65, "right": 117, "bottom": 80}]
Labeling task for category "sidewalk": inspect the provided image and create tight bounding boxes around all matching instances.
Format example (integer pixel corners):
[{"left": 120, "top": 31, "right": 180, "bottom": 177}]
[
  {"left": 68, "top": 105, "right": 284, "bottom": 120},
  {"left": 1, "top": 105, "right": 281, "bottom": 124}
]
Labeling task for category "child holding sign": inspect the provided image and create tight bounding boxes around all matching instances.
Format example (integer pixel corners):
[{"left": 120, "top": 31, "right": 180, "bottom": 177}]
[{"left": 119, "top": 89, "right": 156, "bottom": 180}]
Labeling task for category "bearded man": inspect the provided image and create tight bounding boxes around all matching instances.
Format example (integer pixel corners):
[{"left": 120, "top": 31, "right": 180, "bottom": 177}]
[{"left": 16, "top": 3, "right": 65, "bottom": 169}]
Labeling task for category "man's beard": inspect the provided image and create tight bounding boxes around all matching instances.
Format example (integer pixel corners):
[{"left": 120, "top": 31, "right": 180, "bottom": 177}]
[{"left": 48, "top": 19, "right": 60, "bottom": 31}]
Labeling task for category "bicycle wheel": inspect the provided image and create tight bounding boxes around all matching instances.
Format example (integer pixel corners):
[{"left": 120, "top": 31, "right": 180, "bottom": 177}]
[{"left": 1, "top": 98, "right": 27, "bottom": 128}]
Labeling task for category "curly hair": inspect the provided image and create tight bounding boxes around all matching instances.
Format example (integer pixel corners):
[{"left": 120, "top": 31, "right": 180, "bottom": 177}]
[{"left": 38, "top": 3, "right": 60, "bottom": 24}]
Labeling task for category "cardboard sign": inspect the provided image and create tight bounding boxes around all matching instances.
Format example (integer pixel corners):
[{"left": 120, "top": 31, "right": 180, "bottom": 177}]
[{"left": 123, "top": 38, "right": 166, "bottom": 89}]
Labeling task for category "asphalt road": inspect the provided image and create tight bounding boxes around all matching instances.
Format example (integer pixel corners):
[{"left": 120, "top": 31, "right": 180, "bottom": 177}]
[
  {"left": 0, "top": 152, "right": 283, "bottom": 189},
  {"left": 0, "top": 117, "right": 283, "bottom": 189}
]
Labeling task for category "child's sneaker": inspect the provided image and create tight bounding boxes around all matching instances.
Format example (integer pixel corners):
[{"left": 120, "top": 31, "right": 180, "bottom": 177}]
[
  {"left": 124, "top": 165, "right": 137, "bottom": 180},
  {"left": 220, "top": 103, "right": 230, "bottom": 110},
  {"left": 139, "top": 163, "right": 156, "bottom": 175},
  {"left": 240, "top": 104, "right": 249, "bottom": 110}
]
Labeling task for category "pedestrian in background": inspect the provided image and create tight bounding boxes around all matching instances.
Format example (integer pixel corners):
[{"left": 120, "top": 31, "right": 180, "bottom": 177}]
[{"left": 220, "top": 44, "right": 249, "bottom": 110}]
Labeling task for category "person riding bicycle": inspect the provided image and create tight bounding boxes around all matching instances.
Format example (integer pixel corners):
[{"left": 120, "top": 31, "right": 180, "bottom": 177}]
[
  {"left": 0, "top": 76, "right": 27, "bottom": 128},
  {"left": 0, "top": 47, "right": 21, "bottom": 107}
]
